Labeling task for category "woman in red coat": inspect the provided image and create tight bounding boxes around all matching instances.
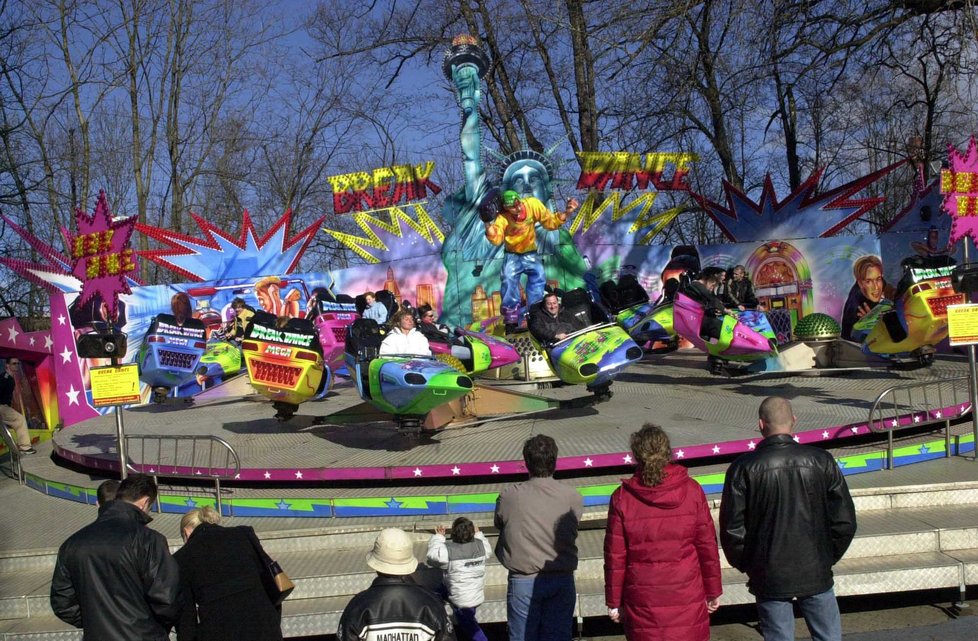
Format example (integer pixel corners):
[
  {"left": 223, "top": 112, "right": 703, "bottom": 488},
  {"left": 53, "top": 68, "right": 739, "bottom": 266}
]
[{"left": 604, "top": 423, "right": 722, "bottom": 640}]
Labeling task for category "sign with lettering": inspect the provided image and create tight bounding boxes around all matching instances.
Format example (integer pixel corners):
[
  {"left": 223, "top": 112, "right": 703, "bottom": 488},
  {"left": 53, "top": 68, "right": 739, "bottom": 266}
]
[
  {"left": 947, "top": 303, "right": 978, "bottom": 346},
  {"left": 90, "top": 364, "right": 141, "bottom": 407}
]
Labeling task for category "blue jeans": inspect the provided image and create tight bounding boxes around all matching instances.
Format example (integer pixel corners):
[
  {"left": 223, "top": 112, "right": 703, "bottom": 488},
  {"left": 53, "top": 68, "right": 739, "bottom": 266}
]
[
  {"left": 756, "top": 588, "right": 842, "bottom": 641},
  {"left": 501, "top": 252, "right": 547, "bottom": 321},
  {"left": 506, "top": 573, "right": 576, "bottom": 641},
  {"left": 453, "top": 605, "right": 488, "bottom": 641}
]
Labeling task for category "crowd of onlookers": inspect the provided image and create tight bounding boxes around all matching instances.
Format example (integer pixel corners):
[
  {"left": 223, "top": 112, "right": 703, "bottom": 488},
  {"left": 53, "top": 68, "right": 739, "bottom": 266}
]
[{"left": 48, "top": 395, "right": 855, "bottom": 641}]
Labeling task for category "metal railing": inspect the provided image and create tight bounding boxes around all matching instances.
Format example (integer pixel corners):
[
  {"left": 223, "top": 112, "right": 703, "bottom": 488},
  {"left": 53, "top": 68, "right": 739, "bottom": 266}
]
[
  {"left": 867, "top": 375, "right": 971, "bottom": 470},
  {"left": 124, "top": 434, "right": 240, "bottom": 514},
  {"left": 0, "top": 423, "right": 24, "bottom": 484}
]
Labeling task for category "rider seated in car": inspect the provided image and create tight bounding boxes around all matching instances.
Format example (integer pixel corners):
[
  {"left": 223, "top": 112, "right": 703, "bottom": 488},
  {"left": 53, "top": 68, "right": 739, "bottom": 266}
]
[
  {"left": 681, "top": 267, "right": 729, "bottom": 341},
  {"left": 416, "top": 305, "right": 452, "bottom": 339},
  {"left": 379, "top": 310, "right": 431, "bottom": 356},
  {"left": 225, "top": 297, "right": 255, "bottom": 343},
  {"left": 528, "top": 292, "right": 586, "bottom": 345}
]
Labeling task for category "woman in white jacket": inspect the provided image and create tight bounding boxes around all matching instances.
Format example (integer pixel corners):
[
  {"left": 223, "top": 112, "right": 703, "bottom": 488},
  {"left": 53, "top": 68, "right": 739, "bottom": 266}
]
[
  {"left": 427, "top": 517, "right": 492, "bottom": 641},
  {"left": 379, "top": 311, "right": 431, "bottom": 356}
]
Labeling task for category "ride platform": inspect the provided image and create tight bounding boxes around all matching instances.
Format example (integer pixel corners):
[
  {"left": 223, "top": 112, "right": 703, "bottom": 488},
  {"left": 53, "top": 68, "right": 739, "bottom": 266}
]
[{"left": 43, "top": 350, "right": 977, "bottom": 518}]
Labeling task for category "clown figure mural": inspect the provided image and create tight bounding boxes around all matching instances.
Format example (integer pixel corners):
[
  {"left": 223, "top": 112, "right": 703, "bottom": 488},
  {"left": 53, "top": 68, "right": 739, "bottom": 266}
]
[{"left": 485, "top": 190, "right": 579, "bottom": 329}]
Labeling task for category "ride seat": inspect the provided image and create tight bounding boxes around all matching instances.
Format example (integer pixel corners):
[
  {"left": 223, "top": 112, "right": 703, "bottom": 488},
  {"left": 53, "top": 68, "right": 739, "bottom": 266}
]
[
  {"left": 617, "top": 274, "right": 649, "bottom": 308},
  {"left": 599, "top": 280, "right": 621, "bottom": 312},
  {"left": 561, "top": 288, "right": 595, "bottom": 327},
  {"left": 346, "top": 319, "right": 384, "bottom": 362}
]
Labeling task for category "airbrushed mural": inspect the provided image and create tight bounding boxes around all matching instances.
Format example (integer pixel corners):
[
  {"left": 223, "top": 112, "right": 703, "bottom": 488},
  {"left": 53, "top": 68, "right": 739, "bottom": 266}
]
[{"left": 0, "top": 33, "right": 973, "bottom": 439}]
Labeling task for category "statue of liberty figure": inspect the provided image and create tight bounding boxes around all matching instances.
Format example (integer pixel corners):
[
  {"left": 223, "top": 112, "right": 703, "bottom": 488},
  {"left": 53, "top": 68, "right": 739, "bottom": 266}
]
[{"left": 439, "top": 35, "right": 586, "bottom": 329}]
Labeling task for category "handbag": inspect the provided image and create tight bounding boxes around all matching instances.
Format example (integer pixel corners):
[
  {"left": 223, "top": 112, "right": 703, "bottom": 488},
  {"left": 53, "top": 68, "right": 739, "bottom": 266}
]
[
  {"left": 268, "top": 559, "right": 295, "bottom": 603},
  {"left": 245, "top": 527, "right": 295, "bottom": 605}
]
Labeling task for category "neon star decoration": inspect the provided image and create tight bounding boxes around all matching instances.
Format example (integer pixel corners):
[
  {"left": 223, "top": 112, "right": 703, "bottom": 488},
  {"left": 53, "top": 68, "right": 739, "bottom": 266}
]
[
  {"left": 0, "top": 217, "right": 82, "bottom": 294},
  {"left": 940, "top": 136, "right": 978, "bottom": 247},
  {"left": 694, "top": 162, "right": 906, "bottom": 242},
  {"left": 136, "top": 209, "right": 324, "bottom": 281},
  {"left": 68, "top": 191, "right": 138, "bottom": 320}
]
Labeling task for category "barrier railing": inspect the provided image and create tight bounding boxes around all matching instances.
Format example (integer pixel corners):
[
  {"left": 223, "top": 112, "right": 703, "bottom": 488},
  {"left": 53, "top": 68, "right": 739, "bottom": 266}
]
[
  {"left": 124, "top": 434, "right": 240, "bottom": 514},
  {"left": 867, "top": 375, "right": 971, "bottom": 470},
  {"left": 0, "top": 424, "right": 24, "bottom": 484}
]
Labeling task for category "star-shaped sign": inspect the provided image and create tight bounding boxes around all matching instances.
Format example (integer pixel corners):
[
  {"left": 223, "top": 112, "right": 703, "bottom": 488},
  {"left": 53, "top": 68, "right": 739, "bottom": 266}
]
[
  {"left": 822, "top": 431, "right": 830, "bottom": 439},
  {"left": 69, "top": 191, "right": 138, "bottom": 320},
  {"left": 386, "top": 497, "right": 403, "bottom": 509},
  {"left": 583, "top": 458, "right": 593, "bottom": 467},
  {"left": 451, "top": 466, "right": 461, "bottom": 475},
  {"left": 264, "top": 471, "right": 272, "bottom": 479},
  {"left": 747, "top": 441, "right": 756, "bottom": 450},
  {"left": 65, "top": 385, "right": 80, "bottom": 406},
  {"left": 413, "top": 467, "right": 423, "bottom": 477},
  {"left": 294, "top": 470, "right": 303, "bottom": 479},
  {"left": 676, "top": 449, "right": 685, "bottom": 458},
  {"left": 60, "top": 346, "right": 73, "bottom": 364},
  {"left": 623, "top": 454, "right": 632, "bottom": 464},
  {"left": 276, "top": 500, "right": 291, "bottom": 510},
  {"left": 490, "top": 464, "right": 500, "bottom": 473},
  {"left": 44, "top": 335, "right": 53, "bottom": 349},
  {"left": 6, "top": 326, "right": 18, "bottom": 343}
]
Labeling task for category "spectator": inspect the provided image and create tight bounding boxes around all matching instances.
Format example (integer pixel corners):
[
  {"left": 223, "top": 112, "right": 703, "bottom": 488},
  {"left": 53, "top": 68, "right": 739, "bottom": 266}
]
[
  {"left": 380, "top": 311, "right": 431, "bottom": 356},
  {"left": 338, "top": 528, "right": 453, "bottom": 641},
  {"left": 50, "top": 474, "right": 181, "bottom": 641},
  {"left": 0, "top": 358, "right": 34, "bottom": 455},
  {"left": 720, "top": 396, "right": 857, "bottom": 641},
  {"left": 604, "top": 424, "right": 722, "bottom": 640},
  {"left": 528, "top": 292, "right": 583, "bottom": 344},
  {"left": 95, "top": 479, "right": 119, "bottom": 507},
  {"left": 174, "top": 506, "right": 283, "bottom": 641},
  {"left": 495, "top": 434, "right": 583, "bottom": 641},
  {"left": 427, "top": 517, "right": 492, "bottom": 641},
  {"left": 362, "top": 291, "right": 388, "bottom": 325}
]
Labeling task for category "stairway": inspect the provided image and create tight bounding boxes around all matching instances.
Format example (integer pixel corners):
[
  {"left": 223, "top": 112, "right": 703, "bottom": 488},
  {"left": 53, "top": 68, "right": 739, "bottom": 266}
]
[{"left": 2, "top": 466, "right": 978, "bottom": 640}]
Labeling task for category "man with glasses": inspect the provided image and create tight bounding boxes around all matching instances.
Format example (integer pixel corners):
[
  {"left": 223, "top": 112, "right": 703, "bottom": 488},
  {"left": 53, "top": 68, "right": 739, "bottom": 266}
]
[
  {"left": 417, "top": 305, "right": 451, "bottom": 338},
  {"left": 0, "top": 359, "right": 34, "bottom": 455}
]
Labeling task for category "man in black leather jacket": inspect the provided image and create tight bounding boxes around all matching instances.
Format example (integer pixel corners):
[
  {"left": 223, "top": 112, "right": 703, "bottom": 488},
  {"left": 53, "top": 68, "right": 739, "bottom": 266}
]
[
  {"left": 719, "top": 396, "right": 856, "bottom": 641},
  {"left": 51, "top": 474, "right": 181, "bottom": 641},
  {"left": 528, "top": 293, "right": 583, "bottom": 344},
  {"left": 338, "top": 528, "right": 454, "bottom": 641}
]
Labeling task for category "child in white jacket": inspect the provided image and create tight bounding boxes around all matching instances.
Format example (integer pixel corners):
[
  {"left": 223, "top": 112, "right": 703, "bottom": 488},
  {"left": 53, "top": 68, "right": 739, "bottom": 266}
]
[{"left": 426, "top": 517, "right": 492, "bottom": 641}]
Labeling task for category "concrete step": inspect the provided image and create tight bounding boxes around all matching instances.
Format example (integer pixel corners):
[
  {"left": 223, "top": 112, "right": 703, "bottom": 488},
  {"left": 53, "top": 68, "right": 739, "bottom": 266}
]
[{"left": 4, "top": 477, "right": 978, "bottom": 639}]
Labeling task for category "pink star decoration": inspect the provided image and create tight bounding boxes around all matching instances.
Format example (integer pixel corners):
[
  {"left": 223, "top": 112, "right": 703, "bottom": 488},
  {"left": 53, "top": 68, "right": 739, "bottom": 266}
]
[{"left": 68, "top": 191, "right": 138, "bottom": 320}]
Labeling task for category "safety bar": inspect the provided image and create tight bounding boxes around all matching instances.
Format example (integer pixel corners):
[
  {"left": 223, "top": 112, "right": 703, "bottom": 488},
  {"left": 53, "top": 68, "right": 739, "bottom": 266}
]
[
  {"left": 867, "top": 376, "right": 971, "bottom": 470},
  {"left": 124, "top": 434, "right": 240, "bottom": 515}
]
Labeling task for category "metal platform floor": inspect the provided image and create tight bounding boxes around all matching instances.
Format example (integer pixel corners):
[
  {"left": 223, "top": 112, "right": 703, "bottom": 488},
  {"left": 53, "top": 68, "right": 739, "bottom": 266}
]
[{"left": 52, "top": 351, "right": 974, "bottom": 480}]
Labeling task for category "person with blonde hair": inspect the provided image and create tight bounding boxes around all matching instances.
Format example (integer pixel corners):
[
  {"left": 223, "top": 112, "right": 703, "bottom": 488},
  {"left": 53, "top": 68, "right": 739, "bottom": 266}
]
[
  {"left": 254, "top": 276, "right": 301, "bottom": 318},
  {"left": 174, "top": 506, "right": 282, "bottom": 641},
  {"left": 840, "top": 255, "right": 895, "bottom": 341},
  {"left": 604, "top": 424, "right": 722, "bottom": 640}
]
